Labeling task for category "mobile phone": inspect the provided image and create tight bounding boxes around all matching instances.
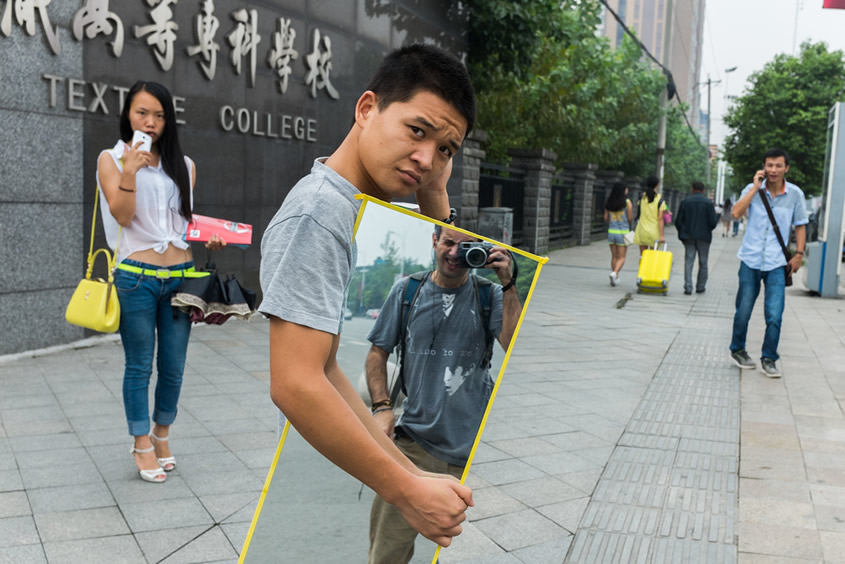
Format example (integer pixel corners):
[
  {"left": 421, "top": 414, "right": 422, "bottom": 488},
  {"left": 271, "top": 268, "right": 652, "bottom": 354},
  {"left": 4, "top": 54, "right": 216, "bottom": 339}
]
[{"left": 131, "top": 130, "right": 152, "bottom": 152}]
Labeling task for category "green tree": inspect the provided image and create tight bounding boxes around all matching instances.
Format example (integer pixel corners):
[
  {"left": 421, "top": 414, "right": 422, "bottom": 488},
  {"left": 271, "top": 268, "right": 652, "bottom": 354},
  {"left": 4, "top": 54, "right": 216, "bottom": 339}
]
[
  {"left": 664, "top": 106, "right": 709, "bottom": 191},
  {"left": 723, "top": 41, "right": 845, "bottom": 196}
]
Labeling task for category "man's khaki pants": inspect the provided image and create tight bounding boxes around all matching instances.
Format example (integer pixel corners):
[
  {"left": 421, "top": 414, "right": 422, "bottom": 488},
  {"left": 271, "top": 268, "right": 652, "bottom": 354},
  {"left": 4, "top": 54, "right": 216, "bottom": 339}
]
[{"left": 368, "top": 435, "right": 465, "bottom": 564}]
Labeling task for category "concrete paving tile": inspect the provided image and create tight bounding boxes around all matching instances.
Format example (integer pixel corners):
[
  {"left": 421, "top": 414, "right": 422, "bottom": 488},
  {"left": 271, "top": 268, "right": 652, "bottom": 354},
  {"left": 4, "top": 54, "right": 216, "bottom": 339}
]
[
  {"left": 511, "top": 534, "right": 573, "bottom": 564},
  {"left": 438, "top": 521, "right": 512, "bottom": 563},
  {"left": 0, "top": 544, "right": 47, "bottom": 564},
  {"left": 740, "top": 456, "right": 807, "bottom": 481},
  {"left": 216, "top": 431, "right": 277, "bottom": 453},
  {"left": 799, "top": 438, "right": 845, "bottom": 454},
  {"left": 542, "top": 431, "right": 611, "bottom": 451},
  {"left": 134, "top": 525, "right": 211, "bottom": 563},
  {"left": 522, "top": 451, "right": 599, "bottom": 476},
  {"left": 571, "top": 446, "right": 615, "bottom": 465},
  {"left": 814, "top": 504, "right": 845, "bottom": 533},
  {"left": 741, "top": 423, "right": 800, "bottom": 450},
  {"left": 181, "top": 469, "right": 264, "bottom": 497},
  {"left": 198, "top": 492, "right": 260, "bottom": 523},
  {"left": 121, "top": 497, "right": 213, "bottom": 533},
  {"left": 7, "top": 433, "right": 81, "bottom": 453},
  {"left": 232, "top": 448, "right": 275, "bottom": 470},
  {"left": 742, "top": 409, "right": 797, "bottom": 425},
  {"left": 13, "top": 447, "right": 93, "bottom": 469},
  {"left": 220, "top": 522, "right": 249, "bottom": 554},
  {"left": 486, "top": 437, "right": 559, "bottom": 459},
  {"left": 807, "top": 467, "right": 845, "bottom": 487},
  {"left": 0, "top": 469, "right": 23, "bottom": 493},
  {"left": 162, "top": 435, "right": 228, "bottom": 455},
  {"left": 0, "top": 516, "right": 39, "bottom": 547},
  {"left": 42, "top": 535, "right": 146, "bottom": 564},
  {"left": 739, "top": 496, "right": 816, "bottom": 529},
  {"left": 0, "top": 406, "right": 65, "bottom": 425},
  {"left": 465, "top": 487, "right": 526, "bottom": 521},
  {"left": 535, "top": 496, "right": 590, "bottom": 533},
  {"left": 810, "top": 484, "right": 845, "bottom": 507},
  {"left": 159, "top": 525, "right": 238, "bottom": 563},
  {"left": 738, "top": 522, "right": 823, "bottom": 559},
  {"left": 34, "top": 506, "right": 129, "bottom": 542},
  {"left": 738, "top": 479, "right": 810, "bottom": 503},
  {"left": 737, "top": 554, "right": 821, "bottom": 564},
  {"left": 19, "top": 459, "right": 100, "bottom": 490},
  {"left": 3, "top": 418, "right": 72, "bottom": 437},
  {"left": 66, "top": 414, "right": 126, "bottom": 432},
  {"left": 57, "top": 400, "right": 123, "bottom": 419},
  {"left": 555, "top": 469, "right": 603, "bottom": 495},
  {"left": 820, "top": 530, "right": 845, "bottom": 562},
  {"left": 464, "top": 472, "right": 493, "bottom": 490},
  {"left": 473, "top": 509, "right": 565, "bottom": 552},
  {"left": 470, "top": 459, "right": 546, "bottom": 486},
  {"left": 501, "top": 476, "right": 584, "bottom": 508},
  {"left": 803, "top": 450, "right": 845, "bottom": 471},
  {"left": 0, "top": 491, "right": 30, "bottom": 518},
  {"left": 74, "top": 427, "right": 131, "bottom": 447},
  {"left": 27, "top": 482, "right": 115, "bottom": 514},
  {"left": 0, "top": 394, "right": 57, "bottom": 410},
  {"left": 106, "top": 476, "right": 195, "bottom": 505}
]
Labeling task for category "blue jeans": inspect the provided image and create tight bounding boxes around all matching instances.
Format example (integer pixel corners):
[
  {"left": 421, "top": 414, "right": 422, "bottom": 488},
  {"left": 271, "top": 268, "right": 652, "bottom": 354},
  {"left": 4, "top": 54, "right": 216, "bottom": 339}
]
[
  {"left": 730, "top": 262, "right": 786, "bottom": 361},
  {"left": 115, "top": 259, "right": 193, "bottom": 436}
]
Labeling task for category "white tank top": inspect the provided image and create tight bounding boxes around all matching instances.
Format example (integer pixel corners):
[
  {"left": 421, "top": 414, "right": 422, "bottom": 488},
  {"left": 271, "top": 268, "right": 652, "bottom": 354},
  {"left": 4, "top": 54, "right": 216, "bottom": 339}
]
[{"left": 96, "top": 140, "right": 194, "bottom": 264}]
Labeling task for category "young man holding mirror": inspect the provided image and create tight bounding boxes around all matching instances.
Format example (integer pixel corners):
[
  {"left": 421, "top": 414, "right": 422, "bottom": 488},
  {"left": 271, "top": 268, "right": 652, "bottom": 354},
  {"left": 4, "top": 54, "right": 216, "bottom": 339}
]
[{"left": 259, "top": 44, "right": 476, "bottom": 548}]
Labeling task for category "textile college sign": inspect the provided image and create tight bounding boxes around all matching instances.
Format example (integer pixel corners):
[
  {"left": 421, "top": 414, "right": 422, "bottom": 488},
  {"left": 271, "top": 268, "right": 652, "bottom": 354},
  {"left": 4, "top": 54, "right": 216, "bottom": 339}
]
[{"left": 4, "top": 0, "right": 342, "bottom": 143}]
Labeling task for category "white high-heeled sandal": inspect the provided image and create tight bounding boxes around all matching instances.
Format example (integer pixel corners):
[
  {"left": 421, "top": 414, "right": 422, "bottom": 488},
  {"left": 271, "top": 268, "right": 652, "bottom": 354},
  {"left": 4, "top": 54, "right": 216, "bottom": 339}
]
[
  {"left": 130, "top": 445, "right": 166, "bottom": 483},
  {"left": 150, "top": 433, "right": 176, "bottom": 472}
]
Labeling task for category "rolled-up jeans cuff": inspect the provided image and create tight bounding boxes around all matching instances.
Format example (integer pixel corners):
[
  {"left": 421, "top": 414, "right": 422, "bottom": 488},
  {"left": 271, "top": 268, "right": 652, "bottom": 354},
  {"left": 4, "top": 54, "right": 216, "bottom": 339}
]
[
  {"left": 153, "top": 408, "right": 178, "bottom": 427},
  {"left": 127, "top": 419, "right": 150, "bottom": 437}
]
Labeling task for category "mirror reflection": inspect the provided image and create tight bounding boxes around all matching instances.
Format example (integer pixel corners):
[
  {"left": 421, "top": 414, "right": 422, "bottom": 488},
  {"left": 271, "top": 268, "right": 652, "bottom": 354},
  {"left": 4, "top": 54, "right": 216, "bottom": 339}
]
[{"left": 244, "top": 201, "right": 542, "bottom": 564}]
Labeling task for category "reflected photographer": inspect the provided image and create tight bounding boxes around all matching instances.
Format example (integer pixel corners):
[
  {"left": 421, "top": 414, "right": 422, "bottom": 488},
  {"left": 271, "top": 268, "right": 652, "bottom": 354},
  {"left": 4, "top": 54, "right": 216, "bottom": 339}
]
[{"left": 365, "top": 225, "right": 523, "bottom": 564}]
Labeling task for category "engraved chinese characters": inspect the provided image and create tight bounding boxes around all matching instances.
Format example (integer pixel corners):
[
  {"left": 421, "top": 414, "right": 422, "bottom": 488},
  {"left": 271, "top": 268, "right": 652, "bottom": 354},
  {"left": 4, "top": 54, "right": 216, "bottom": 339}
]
[{"left": 3, "top": 1, "right": 341, "bottom": 100}]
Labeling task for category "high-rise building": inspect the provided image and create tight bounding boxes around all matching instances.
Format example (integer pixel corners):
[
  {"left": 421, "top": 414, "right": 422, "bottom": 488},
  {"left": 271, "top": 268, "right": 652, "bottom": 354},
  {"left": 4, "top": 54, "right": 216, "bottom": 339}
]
[{"left": 600, "top": 0, "right": 705, "bottom": 132}]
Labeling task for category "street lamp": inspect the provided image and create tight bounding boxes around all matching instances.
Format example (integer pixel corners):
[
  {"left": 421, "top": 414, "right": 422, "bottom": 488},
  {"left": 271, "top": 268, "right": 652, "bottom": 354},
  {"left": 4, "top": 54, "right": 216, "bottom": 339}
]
[
  {"left": 723, "top": 66, "right": 738, "bottom": 104},
  {"left": 386, "top": 230, "right": 406, "bottom": 279}
]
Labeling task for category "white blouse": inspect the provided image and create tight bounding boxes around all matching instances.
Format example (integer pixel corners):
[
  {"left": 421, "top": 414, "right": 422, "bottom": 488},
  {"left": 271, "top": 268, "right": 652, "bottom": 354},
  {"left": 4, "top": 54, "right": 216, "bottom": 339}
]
[{"left": 97, "top": 140, "right": 194, "bottom": 265}]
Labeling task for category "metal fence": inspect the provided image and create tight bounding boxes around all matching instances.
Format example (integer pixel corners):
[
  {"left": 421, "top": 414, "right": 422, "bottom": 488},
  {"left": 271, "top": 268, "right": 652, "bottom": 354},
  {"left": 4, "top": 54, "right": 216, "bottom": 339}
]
[
  {"left": 550, "top": 175, "right": 575, "bottom": 245},
  {"left": 479, "top": 163, "right": 526, "bottom": 245}
]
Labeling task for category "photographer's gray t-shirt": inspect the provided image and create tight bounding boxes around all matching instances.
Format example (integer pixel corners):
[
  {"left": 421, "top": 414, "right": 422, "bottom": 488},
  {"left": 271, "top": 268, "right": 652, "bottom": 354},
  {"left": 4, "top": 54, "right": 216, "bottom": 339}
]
[
  {"left": 368, "top": 274, "right": 503, "bottom": 466},
  {"left": 259, "top": 158, "right": 360, "bottom": 334}
]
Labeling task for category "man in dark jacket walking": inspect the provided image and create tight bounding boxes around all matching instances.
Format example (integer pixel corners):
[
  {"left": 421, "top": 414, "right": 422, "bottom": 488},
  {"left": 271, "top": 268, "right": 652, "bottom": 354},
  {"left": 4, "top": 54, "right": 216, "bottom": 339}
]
[{"left": 674, "top": 181, "right": 720, "bottom": 294}]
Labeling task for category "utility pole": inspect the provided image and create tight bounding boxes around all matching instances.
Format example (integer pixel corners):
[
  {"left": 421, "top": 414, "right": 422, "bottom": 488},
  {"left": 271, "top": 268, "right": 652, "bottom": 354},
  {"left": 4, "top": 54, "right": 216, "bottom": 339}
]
[
  {"left": 706, "top": 75, "right": 712, "bottom": 186},
  {"left": 655, "top": 0, "right": 674, "bottom": 185}
]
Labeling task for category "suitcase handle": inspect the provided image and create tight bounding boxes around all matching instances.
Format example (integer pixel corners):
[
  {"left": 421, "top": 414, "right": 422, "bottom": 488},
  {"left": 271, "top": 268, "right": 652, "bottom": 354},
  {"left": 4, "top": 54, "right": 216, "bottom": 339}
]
[{"left": 652, "top": 241, "right": 668, "bottom": 252}]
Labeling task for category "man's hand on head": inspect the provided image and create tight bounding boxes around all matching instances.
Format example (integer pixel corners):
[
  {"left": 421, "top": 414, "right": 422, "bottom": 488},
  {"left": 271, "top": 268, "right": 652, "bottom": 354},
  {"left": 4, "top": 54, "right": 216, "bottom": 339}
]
[{"left": 415, "top": 159, "right": 453, "bottom": 220}]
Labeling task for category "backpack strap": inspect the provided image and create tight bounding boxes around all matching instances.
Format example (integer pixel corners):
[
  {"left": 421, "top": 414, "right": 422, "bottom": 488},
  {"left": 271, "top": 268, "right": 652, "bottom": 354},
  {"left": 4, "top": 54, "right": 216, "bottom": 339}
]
[
  {"left": 391, "top": 271, "right": 430, "bottom": 405},
  {"left": 472, "top": 275, "right": 495, "bottom": 370}
]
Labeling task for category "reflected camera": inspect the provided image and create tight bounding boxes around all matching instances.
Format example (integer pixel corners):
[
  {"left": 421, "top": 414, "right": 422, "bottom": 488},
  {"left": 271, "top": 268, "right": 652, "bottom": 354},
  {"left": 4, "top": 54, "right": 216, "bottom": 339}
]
[{"left": 457, "top": 241, "right": 493, "bottom": 268}]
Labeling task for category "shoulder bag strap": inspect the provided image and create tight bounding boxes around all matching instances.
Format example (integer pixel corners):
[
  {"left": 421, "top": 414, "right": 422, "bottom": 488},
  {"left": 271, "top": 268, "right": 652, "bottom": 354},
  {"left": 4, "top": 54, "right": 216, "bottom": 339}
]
[
  {"left": 757, "top": 188, "right": 791, "bottom": 263},
  {"left": 88, "top": 159, "right": 123, "bottom": 280}
]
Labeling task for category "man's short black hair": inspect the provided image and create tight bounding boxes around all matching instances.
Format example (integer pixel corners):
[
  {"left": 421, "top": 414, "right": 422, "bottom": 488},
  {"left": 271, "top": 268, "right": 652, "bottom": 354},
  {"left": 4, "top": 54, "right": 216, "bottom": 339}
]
[
  {"left": 763, "top": 148, "right": 790, "bottom": 166},
  {"left": 646, "top": 175, "right": 660, "bottom": 190},
  {"left": 691, "top": 181, "right": 705, "bottom": 192},
  {"left": 366, "top": 44, "right": 476, "bottom": 136}
]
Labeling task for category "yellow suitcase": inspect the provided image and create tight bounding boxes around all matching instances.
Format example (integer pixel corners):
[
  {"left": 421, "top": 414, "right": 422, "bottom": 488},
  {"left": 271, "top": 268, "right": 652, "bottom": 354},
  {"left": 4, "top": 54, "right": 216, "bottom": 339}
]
[{"left": 637, "top": 242, "right": 673, "bottom": 295}]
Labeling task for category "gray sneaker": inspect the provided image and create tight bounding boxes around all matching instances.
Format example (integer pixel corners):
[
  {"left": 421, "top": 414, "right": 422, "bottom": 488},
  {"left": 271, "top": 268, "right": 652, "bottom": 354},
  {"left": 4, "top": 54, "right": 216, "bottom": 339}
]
[
  {"left": 760, "top": 357, "right": 782, "bottom": 378},
  {"left": 730, "top": 349, "right": 756, "bottom": 369}
]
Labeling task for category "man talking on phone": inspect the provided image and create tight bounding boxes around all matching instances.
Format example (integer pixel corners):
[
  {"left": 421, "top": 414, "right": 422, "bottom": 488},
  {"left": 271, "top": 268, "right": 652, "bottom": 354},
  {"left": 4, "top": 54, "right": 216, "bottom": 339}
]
[{"left": 728, "top": 149, "right": 807, "bottom": 377}]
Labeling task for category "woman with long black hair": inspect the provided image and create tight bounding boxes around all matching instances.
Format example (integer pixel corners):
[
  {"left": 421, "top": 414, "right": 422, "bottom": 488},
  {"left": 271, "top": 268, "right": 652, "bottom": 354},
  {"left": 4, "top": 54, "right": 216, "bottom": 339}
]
[
  {"left": 96, "top": 81, "right": 224, "bottom": 483},
  {"left": 603, "top": 182, "right": 633, "bottom": 286},
  {"left": 632, "top": 175, "right": 667, "bottom": 255}
]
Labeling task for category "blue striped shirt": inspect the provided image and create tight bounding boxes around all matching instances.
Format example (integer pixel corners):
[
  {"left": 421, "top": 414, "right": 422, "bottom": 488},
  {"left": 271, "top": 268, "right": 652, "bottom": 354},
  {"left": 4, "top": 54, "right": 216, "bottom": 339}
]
[{"left": 737, "top": 180, "right": 808, "bottom": 272}]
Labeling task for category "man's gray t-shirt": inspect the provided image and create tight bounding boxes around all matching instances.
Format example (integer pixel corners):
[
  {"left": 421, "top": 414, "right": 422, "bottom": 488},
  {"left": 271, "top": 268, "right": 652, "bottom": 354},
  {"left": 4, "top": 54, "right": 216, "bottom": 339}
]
[
  {"left": 368, "top": 274, "right": 503, "bottom": 466},
  {"left": 259, "top": 158, "right": 361, "bottom": 334}
]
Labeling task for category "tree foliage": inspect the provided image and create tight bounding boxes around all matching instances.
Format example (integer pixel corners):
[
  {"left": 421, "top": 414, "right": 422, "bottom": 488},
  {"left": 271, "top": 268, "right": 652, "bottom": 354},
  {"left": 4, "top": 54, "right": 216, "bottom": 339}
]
[
  {"left": 464, "top": 0, "right": 704, "bottom": 187},
  {"left": 723, "top": 41, "right": 845, "bottom": 195}
]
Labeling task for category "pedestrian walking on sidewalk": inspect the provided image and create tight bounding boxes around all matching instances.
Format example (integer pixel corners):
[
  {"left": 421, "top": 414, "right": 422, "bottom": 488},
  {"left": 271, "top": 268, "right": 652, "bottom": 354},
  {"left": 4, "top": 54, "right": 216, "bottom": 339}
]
[
  {"left": 721, "top": 198, "right": 734, "bottom": 237},
  {"left": 96, "top": 81, "right": 226, "bottom": 483},
  {"left": 728, "top": 149, "right": 808, "bottom": 378},
  {"left": 674, "top": 181, "right": 720, "bottom": 295},
  {"left": 603, "top": 182, "right": 633, "bottom": 286},
  {"left": 632, "top": 175, "right": 667, "bottom": 255}
]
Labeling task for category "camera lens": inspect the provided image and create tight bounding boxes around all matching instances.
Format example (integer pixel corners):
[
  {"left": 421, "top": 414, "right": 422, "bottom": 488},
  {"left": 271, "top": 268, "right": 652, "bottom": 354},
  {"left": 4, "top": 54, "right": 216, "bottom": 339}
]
[{"left": 465, "top": 247, "right": 488, "bottom": 268}]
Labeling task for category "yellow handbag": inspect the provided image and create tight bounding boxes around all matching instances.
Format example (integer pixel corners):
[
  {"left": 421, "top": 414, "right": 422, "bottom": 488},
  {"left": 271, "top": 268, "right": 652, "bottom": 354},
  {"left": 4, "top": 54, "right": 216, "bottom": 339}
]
[{"left": 65, "top": 184, "right": 122, "bottom": 333}]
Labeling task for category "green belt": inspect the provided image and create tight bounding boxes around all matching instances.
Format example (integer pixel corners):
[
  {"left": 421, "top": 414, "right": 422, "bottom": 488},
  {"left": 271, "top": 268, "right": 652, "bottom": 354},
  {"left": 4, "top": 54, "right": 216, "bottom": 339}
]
[
  {"left": 117, "top": 263, "right": 211, "bottom": 279},
  {"left": 608, "top": 228, "right": 628, "bottom": 234}
]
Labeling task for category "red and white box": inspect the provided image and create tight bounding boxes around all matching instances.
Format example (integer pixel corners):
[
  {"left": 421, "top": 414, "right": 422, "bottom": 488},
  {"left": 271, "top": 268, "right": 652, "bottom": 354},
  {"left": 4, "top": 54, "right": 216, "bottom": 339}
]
[{"left": 185, "top": 214, "right": 252, "bottom": 248}]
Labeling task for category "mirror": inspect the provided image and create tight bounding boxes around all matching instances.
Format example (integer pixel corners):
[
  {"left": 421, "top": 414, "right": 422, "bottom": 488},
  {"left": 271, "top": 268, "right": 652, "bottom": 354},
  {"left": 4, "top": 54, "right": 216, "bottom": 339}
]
[{"left": 241, "top": 197, "right": 547, "bottom": 563}]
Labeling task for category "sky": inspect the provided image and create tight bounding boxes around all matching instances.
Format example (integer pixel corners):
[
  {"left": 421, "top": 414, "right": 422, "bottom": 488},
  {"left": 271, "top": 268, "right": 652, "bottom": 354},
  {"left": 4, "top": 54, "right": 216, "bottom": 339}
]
[
  {"left": 354, "top": 203, "right": 437, "bottom": 267},
  {"left": 700, "top": 0, "right": 845, "bottom": 148}
]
